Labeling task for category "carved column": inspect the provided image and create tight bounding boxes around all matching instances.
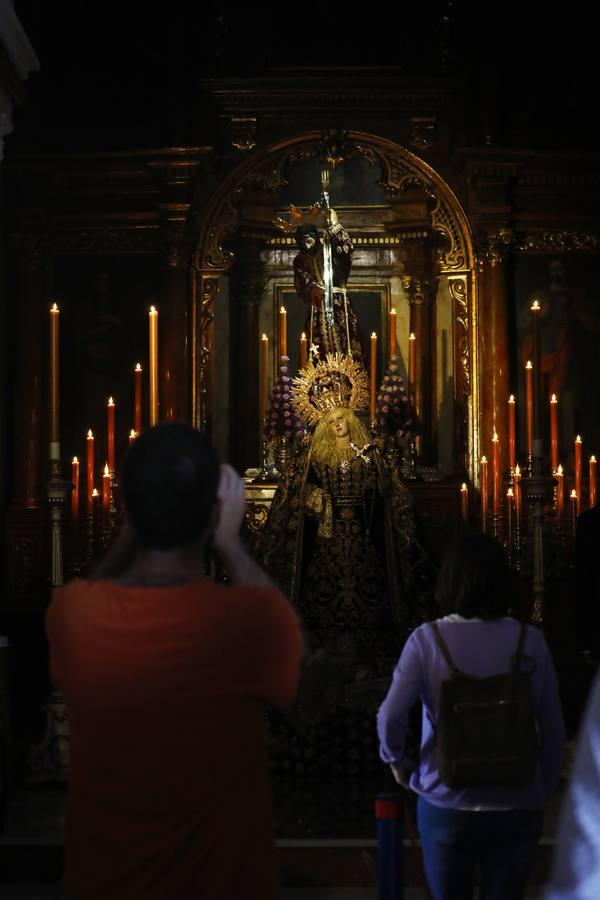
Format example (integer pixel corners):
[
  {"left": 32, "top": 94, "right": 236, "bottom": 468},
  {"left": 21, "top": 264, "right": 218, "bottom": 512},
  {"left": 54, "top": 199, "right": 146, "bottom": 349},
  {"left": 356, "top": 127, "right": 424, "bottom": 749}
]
[
  {"left": 158, "top": 212, "right": 191, "bottom": 423},
  {"left": 401, "top": 273, "right": 435, "bottom": 462},
  {"left": 5, "top": 232, "right": 50, "bottom": 604},
  {"left": 477, "top": 228, "right": 512, "bottom": 478}
]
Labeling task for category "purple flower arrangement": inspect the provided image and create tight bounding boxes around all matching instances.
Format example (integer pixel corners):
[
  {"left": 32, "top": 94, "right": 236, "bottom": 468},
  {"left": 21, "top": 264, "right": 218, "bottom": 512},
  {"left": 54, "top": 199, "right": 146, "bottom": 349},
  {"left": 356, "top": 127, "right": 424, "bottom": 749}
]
[
  {"left": 376, "top": 355, "right": 420, "bottom": 437},
  {"left": 264, "top": 356, "right": 306, "bottom": 439}
]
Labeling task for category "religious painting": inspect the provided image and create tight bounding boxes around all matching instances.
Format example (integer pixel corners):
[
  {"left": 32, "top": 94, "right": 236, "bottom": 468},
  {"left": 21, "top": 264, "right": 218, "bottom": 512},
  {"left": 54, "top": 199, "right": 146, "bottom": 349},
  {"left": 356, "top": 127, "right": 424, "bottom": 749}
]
[
  {"left": 55, "top": 253, "right": 161, "bottom": 476},
  {"left": 514, "top": 253, "right": 600, "bottom": 467}
]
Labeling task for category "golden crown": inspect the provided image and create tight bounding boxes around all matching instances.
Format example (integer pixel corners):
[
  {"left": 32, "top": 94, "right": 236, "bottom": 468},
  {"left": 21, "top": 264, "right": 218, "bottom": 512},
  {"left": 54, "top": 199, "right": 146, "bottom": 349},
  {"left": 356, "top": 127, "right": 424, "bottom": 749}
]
[
  {"left": 291, "top": 354, "right": 369, "bottom": 427},
  {"left": 273, "top": 203, "right": 323, "bottom": 234}
]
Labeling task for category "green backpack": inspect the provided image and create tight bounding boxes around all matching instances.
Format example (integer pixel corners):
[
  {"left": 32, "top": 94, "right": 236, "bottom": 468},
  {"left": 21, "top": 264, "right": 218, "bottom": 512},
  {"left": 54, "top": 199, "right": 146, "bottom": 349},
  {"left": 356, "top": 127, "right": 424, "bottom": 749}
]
[{"left": 430, "top": 621, "right": 539, "bottom": 788}]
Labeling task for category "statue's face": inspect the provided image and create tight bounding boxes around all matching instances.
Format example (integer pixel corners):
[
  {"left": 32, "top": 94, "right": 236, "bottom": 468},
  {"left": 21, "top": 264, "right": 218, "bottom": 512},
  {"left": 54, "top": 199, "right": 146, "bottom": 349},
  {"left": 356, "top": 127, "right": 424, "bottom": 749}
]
[
  {"left": 301, "top": 233, "right": 316, "bottom": 252},
  {"left": 328, "top": 412, "right": 350, "bottom": 439}
]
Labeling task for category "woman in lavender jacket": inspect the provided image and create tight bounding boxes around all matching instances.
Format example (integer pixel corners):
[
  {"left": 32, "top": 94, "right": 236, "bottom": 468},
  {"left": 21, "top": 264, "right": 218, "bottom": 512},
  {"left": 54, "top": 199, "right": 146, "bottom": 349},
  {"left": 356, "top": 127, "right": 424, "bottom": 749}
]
[{"left": 377, "top": 534, "right": 566, "bottom": 900}]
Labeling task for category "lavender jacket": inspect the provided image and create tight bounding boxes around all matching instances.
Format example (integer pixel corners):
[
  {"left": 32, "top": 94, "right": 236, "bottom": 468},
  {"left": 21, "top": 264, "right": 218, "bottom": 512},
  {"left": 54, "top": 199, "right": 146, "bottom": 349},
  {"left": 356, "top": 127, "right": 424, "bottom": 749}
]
[{"left": 377, "top": 615, "right": 566, "bottom": 810}]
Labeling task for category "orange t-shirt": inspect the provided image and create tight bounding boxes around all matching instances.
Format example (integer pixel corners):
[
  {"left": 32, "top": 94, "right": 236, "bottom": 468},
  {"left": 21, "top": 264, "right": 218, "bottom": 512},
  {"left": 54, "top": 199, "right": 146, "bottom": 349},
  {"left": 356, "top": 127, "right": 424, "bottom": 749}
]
[{"left": 46, "top": 579, "right": 303, "bottom": 900}]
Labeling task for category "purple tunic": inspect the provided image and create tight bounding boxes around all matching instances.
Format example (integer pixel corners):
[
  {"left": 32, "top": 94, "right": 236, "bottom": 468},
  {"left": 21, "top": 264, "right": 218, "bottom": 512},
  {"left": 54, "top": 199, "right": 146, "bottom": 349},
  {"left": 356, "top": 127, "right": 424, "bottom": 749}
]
[{"left": 377, "top": 615, "right": 566, "bottom": 810}]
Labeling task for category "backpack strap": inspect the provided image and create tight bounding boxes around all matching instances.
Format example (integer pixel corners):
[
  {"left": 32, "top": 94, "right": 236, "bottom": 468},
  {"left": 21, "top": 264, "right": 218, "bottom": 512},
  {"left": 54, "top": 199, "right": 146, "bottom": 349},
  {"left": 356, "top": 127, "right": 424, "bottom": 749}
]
[
  {"left": 430, "top": 622, "right": 463, "bottom": 676},
  {"left": 511, "top": 622, "right": 528, "bottom": 673}
]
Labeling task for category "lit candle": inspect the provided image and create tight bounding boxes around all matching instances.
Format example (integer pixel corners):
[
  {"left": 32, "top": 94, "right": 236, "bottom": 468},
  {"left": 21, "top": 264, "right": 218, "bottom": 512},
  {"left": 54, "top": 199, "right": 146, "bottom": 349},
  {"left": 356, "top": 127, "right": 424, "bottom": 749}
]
[
  {"left": 506, "top": 487, "right": 514, "bottom": 558},
  {"left": 460, "top": 483, "right": 469, "bottom": 525},
  {"left": 129, "top": 429, "right": 137, "bottom": 446},
  {"left": 86, "top": 430, "right": 94, "bottom": 512},
  {"left": 531, "top": 300, "right": 542, "bottom": 457},
  {"left": 71, "top": 457, "right": 79, "bottom": 526},
  {"left": 389, "top": 308, "right": 397, "bottom": 357},
  {"left": 492, "top": 431, "right": 500, "bottom": 517},
  {"left": 508, "top": 395, "right": 516, "bottom": 472},
  {"left": 514, "top": 463, "right": 522, "bottom": 520},
  {"left": 279, "top": 306, "right": 287, "bottom": 358},
  {"left": 91, "top": 488, "right": 99, "bottom": 520},
  {"left": 570, "top": 489, "right": 578, "bottom": 536},
  {"left": 590, "top": 456, "right": 597, "bottom": 509},
  {"left": 525, "top": 361, "right": 533, "bottom": 459},
  {"left": 107, "top": 397, "right": 115, "bottom": 473},
  {"left": 49, "top": 303, "right": 60, "bottom": 457},
  {"left": 299, "top": 332, "right": 308, "bottom": 370},
  {"left": 575, "top": 435, "right": 582, "bottom": 514},
  {"left": 480, "top": 456, "right": 488, "bottom": 534},
  {"left": 260, "top": 334, "right": 269, "bottom": 425},
  {"left": 370, "top": 332, "right": 377, "bottom": 422},
  {"left": 102, "top": 463, "right": 110, "bottom": 513},
  {"left": 149, "top": 306, "right": 159, "bottom": 426},
  {"left": 550, "top": 394, "right": 558, "bottom": 473},
  {"left": 408, "top": 332, "right": 416, "bottom": 397},
  {"left": 556, "top": 464, "right": 564, "bottom": 522},
  {"left": 134, "top": 363, "right": 142, "bottom": 435}
]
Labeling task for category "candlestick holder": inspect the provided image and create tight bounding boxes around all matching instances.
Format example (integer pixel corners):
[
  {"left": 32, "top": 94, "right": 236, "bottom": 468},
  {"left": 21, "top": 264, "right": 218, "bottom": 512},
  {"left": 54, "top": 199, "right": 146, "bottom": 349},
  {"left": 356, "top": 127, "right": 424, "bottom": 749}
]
[
  {"left": 522, "top": 474, "right": 555, "bottom": 626},
  {"left": 274, "top": 435, "right": 291, "bottom": 476},
  {"left": 401, "top": 437, "right": 418, "bottom": 481},
  {"left": 79, "top": 506, "right": 97, "bottom": 576},
  {"left": 254, "top": 440, "right": 276, "bottom": 484},
  {"left": 46, "top": 472, "right": 72, "bottom": 590}
]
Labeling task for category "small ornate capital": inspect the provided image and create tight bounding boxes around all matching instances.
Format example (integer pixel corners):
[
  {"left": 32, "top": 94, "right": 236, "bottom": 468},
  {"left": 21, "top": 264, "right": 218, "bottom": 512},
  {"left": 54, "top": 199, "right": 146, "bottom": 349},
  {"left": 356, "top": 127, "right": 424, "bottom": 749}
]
[{"left": 476, "top": 226, "right": 514, "bottom": 270}]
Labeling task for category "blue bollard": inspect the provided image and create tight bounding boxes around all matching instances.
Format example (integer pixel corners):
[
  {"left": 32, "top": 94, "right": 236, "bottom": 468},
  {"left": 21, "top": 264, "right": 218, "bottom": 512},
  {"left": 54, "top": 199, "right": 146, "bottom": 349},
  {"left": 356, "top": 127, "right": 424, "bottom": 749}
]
[{"left": 376, "top": 792, "right": 404, "bottom": 900}]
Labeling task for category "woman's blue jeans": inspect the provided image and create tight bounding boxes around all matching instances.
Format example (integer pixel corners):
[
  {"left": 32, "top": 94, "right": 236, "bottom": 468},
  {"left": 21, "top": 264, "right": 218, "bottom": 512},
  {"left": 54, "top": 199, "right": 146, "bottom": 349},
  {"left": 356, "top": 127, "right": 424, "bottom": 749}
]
[{"left": 417, "top": 796, "right": 543, "bottom": 900}]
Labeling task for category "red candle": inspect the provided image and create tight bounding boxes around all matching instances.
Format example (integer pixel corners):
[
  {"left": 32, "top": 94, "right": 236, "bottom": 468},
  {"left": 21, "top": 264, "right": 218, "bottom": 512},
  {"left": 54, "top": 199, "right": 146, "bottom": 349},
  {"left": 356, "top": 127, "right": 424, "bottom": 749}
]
[
  {"left": 389, "top": 308, "right": 397, "bottom": 357},
  {"left": 570, "top": 489, "right": 578, "bottom": 536},
  {"left": 102, "top": 463, "right": 110, "bottom": 513},
  {"left": 460, "top": 483, "right": 469, "bottom": 524},
  {"left": 506, "top": 487, "right": 514, "bottom": 556},
  {"left": 370, "top": 332, "right": 377, "bottom": 422},
  {"left": 514, "top": 463, "right": 522, "bottom": 520},
  {"left": 71, "top": 457, "right": 79, "bottom": 526},
  {"left": 590, "top": 456, "right": 597, "bottom": 509},
  {"left": 91, "top": 487, "right": 99, "bottom": 520},
  {"left": 134, "top": 363, "right": 142, "bottom": 435},
  {"left": 149, "top": 306, "right": 159, "bottom": 426},
  {"left": 480, "top": 456, "right": 488, "bottom": 534},
  {"left": 525, "top": 361, "right": 533, "bottom": 458},
  {"left": 49, "top": 303, "right": 60, "bottom": 451},
  {"left": 260, "top": 334, "right": 269, "bottom": 425},
  {"left": 279, "top": 306, "right": 287, "bottom": 358},
  {"left": 299, "top": 333, "right": 307, "bottom": 370},
  {"left": 550, "top": 394, "right": 558, "bottom": 473},
  {"left": 408, "top": 332, "right": 416, "bottom": 398},
  {"left": 556, "top": 464, "right": 564, "bottom": 522},
  {"left": 107, "top": 397, "right": 115, "bottom": 473},
  {"left": 531, "top": 300, "right": 542, "bottom": 453},
  {"left": 86, "top": 430, "right": 94, "bottom": 512},
  {"left": 129, "top": 429, "right": 137, "bottom": 446},
  {"left": 508, "top": 395, "right": 516, "bottom": 472},
  {"left": 575, "top": 435, "right": 582, "bottom": 514},
  {"left": 492, "top": 431, "right": 500, "bottom": 517}
]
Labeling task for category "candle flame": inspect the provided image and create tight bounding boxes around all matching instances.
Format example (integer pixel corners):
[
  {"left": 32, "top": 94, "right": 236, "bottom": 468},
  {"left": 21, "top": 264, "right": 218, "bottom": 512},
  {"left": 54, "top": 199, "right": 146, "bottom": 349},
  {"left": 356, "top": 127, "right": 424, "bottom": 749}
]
[
  {"left": 280, "top": 306, "right": 286, "bottom": 314},
  {"left": 130, "top": 429, "right": 136, "bottom": 438},
  {"left": 557, "top": 464, "right": 563, "bottom": 475},
  {"left": 515, "top": 463, "right": 521, "bottom": 476},
  {"left": 551, "top": 393, "right": 558, "bottom": 402},
  {"left": 570, "top": 489, "right": 577, "bottom": 499},
  {"left": 508, "top": 394, "right": 515, "bottom": 403},
  {"left": 576, "top": 435, "right": 582, "bottom": 443},
  {"left": 507, "top": 487, "right": 514, "bottom": 497},
  {"left": 72, "top": 456, "right": 78, "bottom": 464},
  {"left": 481, "top": 456, "right": 487, "bottom": 463},
  {"left": 390, "top": 308, "right": 397, "bottom": 315},
  {"left": 108, "top": 396, "right": 114, "bottom": 406},
  {"left": 92, "top": 488, "right": 99, "bottom": 498},
  {"left": 87, "top": 429, "right": 94, "bottom": 439},
  {"left": 135, "top": 363, "right": 142, "bottom": 372},
  {"left": 409, "top": 332, "right": 416, "bottom": 341},
  {"left": 104, "top": 463, "right": 109, "bottom": 476},
  {"left": 492, "top": 431, "right": 499, "bottom": 442},
  {"left": 591, "top": 455, "right": 597, "bottom": 463},
  {"left": 150, "top": 305, "right": 157, "bottom": 313},
  {"left": 531, "top": 300, "right": 541, "bottom": 310},
  {"left": 371, "top": 332, "right": 377, "bottom": 339},
  {"left": 461, "top": 483, "right": 468, "bottom": 492},
  {"left": 261, "top": 333, "right": 268, "bottom": 341},
  {"left": 526, "top": 360, "right": 533, "bottom": 369},
  {"left": 50, "top": 302, "right": 59, "bottom": 312}
]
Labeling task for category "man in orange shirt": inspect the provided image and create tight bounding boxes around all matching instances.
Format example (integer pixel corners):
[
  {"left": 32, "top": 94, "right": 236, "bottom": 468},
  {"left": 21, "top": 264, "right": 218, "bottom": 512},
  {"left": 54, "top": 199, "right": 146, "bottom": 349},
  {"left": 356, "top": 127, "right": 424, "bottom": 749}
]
[{"left": 46, "top": 423, "right": 303, "bottom": 900}]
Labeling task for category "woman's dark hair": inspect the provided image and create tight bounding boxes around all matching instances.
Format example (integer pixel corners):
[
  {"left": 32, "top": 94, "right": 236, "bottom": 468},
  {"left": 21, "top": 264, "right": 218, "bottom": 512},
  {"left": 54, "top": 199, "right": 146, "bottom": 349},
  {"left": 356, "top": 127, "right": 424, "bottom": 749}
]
[
  {"left": 122, "top": 423, "right": 219, "bottom": 550},
  {"left": 435, "top": 534, "right": 512, "bottom": 620}
]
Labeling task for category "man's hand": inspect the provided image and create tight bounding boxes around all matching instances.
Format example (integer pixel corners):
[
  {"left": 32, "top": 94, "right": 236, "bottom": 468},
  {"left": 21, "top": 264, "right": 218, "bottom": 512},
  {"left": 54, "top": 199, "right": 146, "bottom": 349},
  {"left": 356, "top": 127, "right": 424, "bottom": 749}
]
[{"left": 213, "top": 464, "right": 245, "bottom": 553}]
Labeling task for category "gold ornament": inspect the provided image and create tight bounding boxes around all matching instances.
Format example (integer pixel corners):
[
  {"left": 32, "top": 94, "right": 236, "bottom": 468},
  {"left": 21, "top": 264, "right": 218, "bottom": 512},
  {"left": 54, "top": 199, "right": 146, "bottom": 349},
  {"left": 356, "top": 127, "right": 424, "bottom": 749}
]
[
  {"left": 291, "top": 353, "right": 369, "bottom": 427},
  {"left": 273, "top": 203, "right": 322, "bottom": 234}
]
